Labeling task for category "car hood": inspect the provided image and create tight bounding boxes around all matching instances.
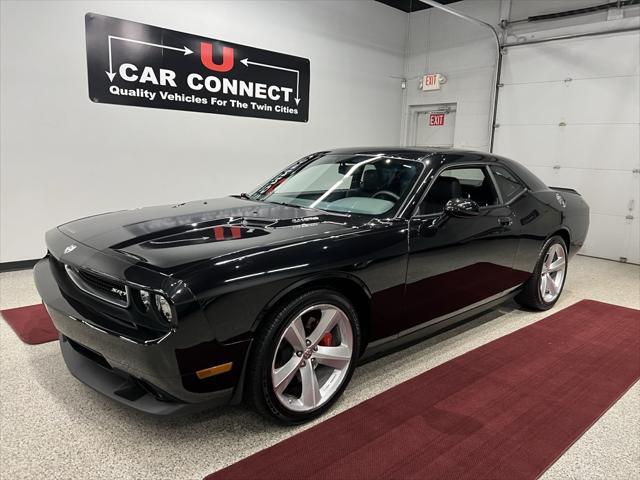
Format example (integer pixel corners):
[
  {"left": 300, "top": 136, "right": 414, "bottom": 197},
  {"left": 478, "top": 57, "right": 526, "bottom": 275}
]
[{"left": 58, "top": 196, "right": 363, "bottom": 272}]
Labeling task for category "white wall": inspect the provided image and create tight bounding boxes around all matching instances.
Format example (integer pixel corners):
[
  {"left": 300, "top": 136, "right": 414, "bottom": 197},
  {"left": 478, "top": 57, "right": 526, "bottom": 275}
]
[
  {"left": 402, "top": 0, "right": 639, "bottom": 263},
  {"left": 402, "top": 0, "right": 640, "bottom": 151},
  {"left": 4, "top": 0, "right": 639, "bottom": 263},
  {"left": 0, "top": 0, "right": 407, "bottom": 262},
  {"left": 403, "top": 0, "right": 501, "bottom": 151}
]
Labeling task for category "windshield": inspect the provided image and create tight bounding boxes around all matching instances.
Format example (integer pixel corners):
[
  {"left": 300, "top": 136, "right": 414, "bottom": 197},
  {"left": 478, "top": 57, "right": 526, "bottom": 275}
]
[{"left": 249, "top": 154, "right": 423, "bottom": 216}]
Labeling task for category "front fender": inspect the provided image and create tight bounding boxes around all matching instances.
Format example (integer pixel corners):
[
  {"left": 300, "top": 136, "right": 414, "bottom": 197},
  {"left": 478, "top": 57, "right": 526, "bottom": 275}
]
[{"left": 184, "top": 222, "right": 408, "bottom": 344}]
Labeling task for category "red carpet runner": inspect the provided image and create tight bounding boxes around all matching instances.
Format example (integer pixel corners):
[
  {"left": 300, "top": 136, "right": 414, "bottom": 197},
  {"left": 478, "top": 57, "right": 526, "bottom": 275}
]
[
  {"left": 206, "top": 300, "right": 640, "bottom": 480},
  {"left": 1, "top": 304, "right": 58, "bottom": 344}
]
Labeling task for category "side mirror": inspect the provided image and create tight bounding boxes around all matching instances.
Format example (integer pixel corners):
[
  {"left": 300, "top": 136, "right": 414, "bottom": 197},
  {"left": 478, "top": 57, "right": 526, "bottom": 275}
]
[{"left": 444, "top": 198, "right": 480, "bottom": 217}]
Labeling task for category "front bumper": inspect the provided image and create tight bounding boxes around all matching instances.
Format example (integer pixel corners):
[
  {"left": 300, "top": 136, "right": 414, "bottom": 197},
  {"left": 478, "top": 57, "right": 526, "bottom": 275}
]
[
  {"left": 59, "top": 334, "right": 232, "bottom": 415},
  {"left": 34, "top": 256, "right": 250, "bottom": 415}
]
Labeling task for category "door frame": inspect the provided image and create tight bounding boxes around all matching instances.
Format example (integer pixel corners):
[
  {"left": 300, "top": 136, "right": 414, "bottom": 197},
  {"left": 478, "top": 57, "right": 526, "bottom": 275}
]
[{"left": 405, "top": 102, "right": 458, "bottom": 147}]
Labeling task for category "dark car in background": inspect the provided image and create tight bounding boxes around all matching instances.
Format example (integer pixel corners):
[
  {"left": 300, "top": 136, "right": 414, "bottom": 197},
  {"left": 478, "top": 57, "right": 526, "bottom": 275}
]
[{"left": 34, "top": 148, "right": 589, "bottom": 423}]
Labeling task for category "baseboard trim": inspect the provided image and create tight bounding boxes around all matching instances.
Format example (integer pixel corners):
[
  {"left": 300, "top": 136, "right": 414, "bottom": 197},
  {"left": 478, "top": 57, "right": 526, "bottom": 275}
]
[{"left": 0, "top": 259, "right": 39, "bottom": 273}]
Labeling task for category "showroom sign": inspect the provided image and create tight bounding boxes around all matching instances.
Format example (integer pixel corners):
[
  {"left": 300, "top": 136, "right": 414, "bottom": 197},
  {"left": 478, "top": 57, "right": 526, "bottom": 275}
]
[{"left": 85, "top": 13, "right": 310, "bottom": 122}]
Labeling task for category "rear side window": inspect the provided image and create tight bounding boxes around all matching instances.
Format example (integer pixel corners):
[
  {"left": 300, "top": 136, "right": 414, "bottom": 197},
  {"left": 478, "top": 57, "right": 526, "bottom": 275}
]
[{"left": 491, "top": 166, "right": 525, "bottom": 203}]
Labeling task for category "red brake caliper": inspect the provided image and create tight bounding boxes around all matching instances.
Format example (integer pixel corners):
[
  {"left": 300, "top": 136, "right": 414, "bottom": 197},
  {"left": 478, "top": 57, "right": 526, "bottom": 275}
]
[{"left": 319, "top": 332, "right": 333, "bottom": 347}]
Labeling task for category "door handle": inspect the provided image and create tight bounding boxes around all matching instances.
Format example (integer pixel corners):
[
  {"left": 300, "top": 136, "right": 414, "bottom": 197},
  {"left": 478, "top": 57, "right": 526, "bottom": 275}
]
[
  {"left": 418, "top": 217, "right": 443, "bottom": 237},
  {"left": 498, "top": 217, "right": 513, "bottom": 227}
]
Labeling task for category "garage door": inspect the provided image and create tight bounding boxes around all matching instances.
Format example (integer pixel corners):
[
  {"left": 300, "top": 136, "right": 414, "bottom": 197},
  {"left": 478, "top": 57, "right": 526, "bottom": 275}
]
[{"left": 493, "top": 30, "right": 640, "bottom": 264}]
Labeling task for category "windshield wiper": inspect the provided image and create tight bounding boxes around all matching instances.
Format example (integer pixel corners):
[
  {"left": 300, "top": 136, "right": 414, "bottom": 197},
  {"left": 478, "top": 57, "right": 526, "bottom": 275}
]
[
  {"left": 235, "top": 193, "right": 285, "bottom": 206},
  {"left": 263, "top": 200, "right": 296, "bottom": 208}
]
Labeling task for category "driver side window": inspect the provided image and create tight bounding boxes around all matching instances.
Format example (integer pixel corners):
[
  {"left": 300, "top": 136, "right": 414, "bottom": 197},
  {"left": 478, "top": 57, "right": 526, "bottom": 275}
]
[{"left": 419, "top": 166, "right": 498, "bottom": 215}]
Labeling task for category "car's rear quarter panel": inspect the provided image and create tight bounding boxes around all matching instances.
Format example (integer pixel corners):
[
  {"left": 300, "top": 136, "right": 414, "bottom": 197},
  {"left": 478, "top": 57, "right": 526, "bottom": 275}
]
[{"left": 512, "top": 188, "right": 589, "bottom": 275}]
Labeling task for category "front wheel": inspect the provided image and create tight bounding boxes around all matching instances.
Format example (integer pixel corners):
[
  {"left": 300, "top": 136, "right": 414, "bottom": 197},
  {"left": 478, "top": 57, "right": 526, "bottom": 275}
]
[
  {"left": 516, "top": 235, "right": 568, "bottom": 310},
  {"left": 246, "top": 289, "right": 361, "bottom": 424}
]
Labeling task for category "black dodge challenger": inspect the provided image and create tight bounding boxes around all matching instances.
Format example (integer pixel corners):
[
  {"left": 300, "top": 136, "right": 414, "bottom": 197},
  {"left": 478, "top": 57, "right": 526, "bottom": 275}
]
[{"left": 35, "top": 148, "right": 589, "bottom": 423}]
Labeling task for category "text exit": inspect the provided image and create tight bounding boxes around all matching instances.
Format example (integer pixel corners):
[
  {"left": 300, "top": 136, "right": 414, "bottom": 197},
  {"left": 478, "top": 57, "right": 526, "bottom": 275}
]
[{"left": 429, "top": 113, "right": 445, "bottom": 126}]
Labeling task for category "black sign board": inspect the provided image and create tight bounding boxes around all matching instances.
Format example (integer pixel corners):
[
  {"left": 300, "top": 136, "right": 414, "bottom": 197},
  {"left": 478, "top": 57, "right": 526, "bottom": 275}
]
[{"left": 85, "top": 13, "right": 310, "bottom": 122}]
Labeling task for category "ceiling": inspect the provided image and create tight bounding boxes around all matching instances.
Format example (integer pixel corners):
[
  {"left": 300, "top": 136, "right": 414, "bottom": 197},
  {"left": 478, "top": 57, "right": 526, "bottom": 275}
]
[{"left": 375, "top": 0, "right": 461, "bottom": 13}]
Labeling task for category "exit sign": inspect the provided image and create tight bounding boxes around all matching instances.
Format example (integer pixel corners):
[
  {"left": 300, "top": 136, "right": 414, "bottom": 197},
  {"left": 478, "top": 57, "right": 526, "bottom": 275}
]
[
  {"left": 421, "top": 73, "right": 442, "bottom": 91},
  {"left": 429, "top": 113, "right": 445, "bottom": 126}
]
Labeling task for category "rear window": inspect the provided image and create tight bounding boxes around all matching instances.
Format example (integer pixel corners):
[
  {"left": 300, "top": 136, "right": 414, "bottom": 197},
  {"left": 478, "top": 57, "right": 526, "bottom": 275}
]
[{"left": 491, "top": 166, "right": 525, "bottom": 203}]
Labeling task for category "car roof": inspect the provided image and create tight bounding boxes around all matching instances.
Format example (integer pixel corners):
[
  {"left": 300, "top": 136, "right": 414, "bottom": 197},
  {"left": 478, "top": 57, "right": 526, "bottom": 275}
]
[
  {"left": 320, "top": 147, "right": 548, "bottom": 191},
  {"left": 325, "top": 146, "right": 494, "bottom": 163}
]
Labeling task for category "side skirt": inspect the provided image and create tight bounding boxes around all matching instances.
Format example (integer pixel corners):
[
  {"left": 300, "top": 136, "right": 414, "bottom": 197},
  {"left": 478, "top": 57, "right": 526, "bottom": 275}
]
[{"left": 359, "top": 289, "right": 521, "bottom": 364}]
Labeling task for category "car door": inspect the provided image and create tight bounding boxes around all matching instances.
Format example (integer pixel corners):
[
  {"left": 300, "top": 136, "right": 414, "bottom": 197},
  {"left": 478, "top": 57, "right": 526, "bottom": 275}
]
[{"left": 402, "top": 164, "right": 522, "bottom": 336}]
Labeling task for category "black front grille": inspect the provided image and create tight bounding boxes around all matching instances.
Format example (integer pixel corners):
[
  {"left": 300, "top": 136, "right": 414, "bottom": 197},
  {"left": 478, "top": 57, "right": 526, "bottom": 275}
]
[
  {"left": 66, "top": 266, "right": 129, "bottom": 307},
  {"left": 77, "top": 269, "right": 124, "bottom": 293}
]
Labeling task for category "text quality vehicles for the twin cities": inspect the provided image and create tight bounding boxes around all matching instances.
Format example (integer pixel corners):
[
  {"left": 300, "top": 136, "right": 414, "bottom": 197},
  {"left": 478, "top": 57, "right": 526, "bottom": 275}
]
[{"left": 109, "top": 63, "right": 298, "bottom": 113}]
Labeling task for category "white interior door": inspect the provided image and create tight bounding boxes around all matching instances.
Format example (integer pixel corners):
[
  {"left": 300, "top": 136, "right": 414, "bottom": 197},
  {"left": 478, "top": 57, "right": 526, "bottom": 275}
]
[
  {"left": 493, "top": 30, "right": 640, "bottom": 264},
  {"left": 413, "top": 104, "right": 457, "bottom": 147}
]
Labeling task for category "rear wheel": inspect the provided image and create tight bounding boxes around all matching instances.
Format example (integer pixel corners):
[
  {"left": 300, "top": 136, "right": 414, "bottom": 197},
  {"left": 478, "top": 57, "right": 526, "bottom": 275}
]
[
  {"left": 516, "top": 235, "right": 568, "bottom": 310},
  {"left": 246, "top": 289, "right": 361, "bottom": 424}
]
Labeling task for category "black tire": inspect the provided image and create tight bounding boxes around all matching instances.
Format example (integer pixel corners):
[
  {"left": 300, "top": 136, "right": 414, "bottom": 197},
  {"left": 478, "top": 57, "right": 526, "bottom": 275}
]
[
  {"left": 245, "top": 289, "right": 361, "bottom": 424},
  {"left": 516, "top": 235, "right": 568, "bottom": 311}
]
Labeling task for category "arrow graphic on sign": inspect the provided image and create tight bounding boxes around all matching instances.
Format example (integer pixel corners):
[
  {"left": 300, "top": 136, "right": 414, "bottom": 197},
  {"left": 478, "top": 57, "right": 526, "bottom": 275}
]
[
  {"left": 106, "top": 35, "right": 193, "bottom": 81},
  {"left": 240, "top": 58, "right": 301, "bottom": 105}
]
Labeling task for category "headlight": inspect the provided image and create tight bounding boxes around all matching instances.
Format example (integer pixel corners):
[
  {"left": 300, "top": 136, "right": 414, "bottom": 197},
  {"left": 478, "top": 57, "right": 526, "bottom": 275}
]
[
  {"left": 139, "top": 290, "right": 152, "bottom": 312},
  {"left": 155, "top": 294, "right": 173, "bottom": 322}
]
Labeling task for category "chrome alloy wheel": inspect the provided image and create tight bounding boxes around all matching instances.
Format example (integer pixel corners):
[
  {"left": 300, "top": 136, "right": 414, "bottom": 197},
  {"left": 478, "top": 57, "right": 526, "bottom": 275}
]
[
  {"left": 540, "top": 243, "right": 566, "bottom": 303},
  {"left": 271, "top": 304, "right": 354, "bottom": 412}
]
